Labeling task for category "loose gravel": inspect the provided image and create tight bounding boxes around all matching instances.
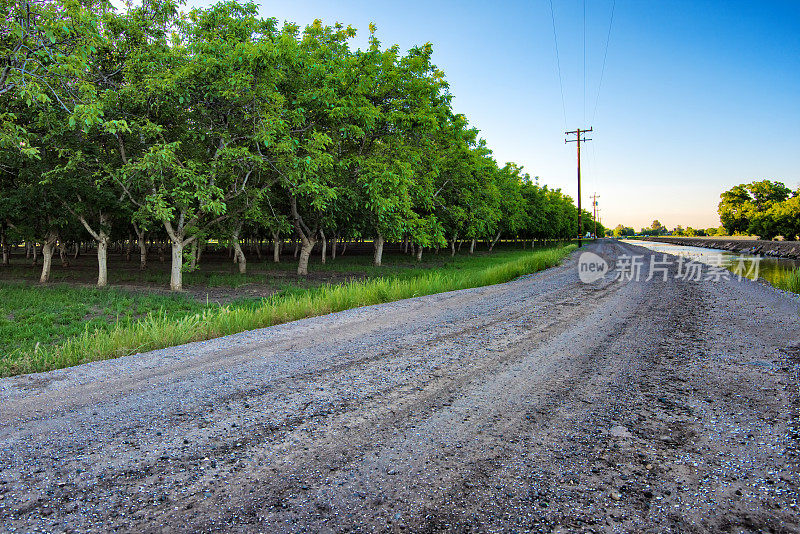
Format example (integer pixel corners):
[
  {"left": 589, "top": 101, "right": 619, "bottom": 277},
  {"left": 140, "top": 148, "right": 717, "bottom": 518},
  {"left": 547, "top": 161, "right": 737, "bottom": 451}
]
[{"left": 0, "top": 239, "right": 798, "bottom": 532}]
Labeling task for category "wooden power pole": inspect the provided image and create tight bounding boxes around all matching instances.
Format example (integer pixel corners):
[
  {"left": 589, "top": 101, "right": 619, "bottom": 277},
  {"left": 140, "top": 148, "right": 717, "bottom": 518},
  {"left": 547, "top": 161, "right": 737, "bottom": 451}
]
[
  {"left": 591, "top": 192, "right": 600, "bottom": 239},
  {"left": 565, "top": 127, "right": 592, "bottom": 246}
]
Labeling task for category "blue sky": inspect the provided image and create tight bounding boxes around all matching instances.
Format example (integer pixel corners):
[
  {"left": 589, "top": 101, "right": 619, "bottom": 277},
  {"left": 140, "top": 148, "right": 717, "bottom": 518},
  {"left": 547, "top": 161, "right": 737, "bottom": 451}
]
[{"left": 115, "top": 0, "right": 800, "bottom": 230}]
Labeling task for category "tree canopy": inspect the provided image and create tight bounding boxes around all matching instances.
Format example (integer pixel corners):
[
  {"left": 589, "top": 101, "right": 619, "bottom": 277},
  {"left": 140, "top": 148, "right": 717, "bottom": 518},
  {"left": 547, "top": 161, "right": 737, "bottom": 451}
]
[
  {"left": 718, "top": 180, "right": 798, "bottom": 240},
  {"left": 0, "top": 0, "right": 604, "bottom": 289}
]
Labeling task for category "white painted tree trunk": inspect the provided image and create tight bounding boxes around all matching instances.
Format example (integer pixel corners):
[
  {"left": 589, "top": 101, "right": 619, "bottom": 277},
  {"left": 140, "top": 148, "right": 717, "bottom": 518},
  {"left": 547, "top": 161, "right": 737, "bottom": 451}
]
[
  {"left": 58, "top": 241, "right": 69, "bottom": 267},
  {"left": 170, "top": 241, "right": 184, "bottom": 291},
  {"left": 470, "top": 239, "right": 476, "bottom": 254},
  {"left": 373, "top": 233, "right": 384, "bottom": 267},
  {"left": 39, "top": 230, "right": 58, "bottom": 283},
  {"left": 320, "top": 229, "right": 327, "bottom": 264},
  {"left": 297, "top": 237, "right": 316, "bottom": 276},
  {"left": 231, "top": 228, "right": 246, "bottom": 274},
  {"left": 137, "top": 235, "right": 147, "bottom": 270},
  {"left": 488, "top": 231, "right": 502, "bottom": 252},
  {"left": 76, "top": 214, "right": 111, "bottom": 287},
  {"left": 272, "top": 232, "right": 281, "bottom": 263},
  {"left": 97, "top": 235, "right": 109, "bottom": 287},
  {"left": 1, "top": 222, "right": 8, "bottom": 265},
  {"left": 416, "top": 245, "right": 423, "bottom": 261}
]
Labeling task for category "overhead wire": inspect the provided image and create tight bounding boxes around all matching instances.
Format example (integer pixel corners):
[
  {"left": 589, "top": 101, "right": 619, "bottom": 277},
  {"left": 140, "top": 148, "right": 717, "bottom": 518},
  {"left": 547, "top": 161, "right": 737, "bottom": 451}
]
[
  {"left": 592, "top": 0, "right": 616, "bottom": 123},
  {"left": 583, "top": 0, "right": 586, "bottom": 124},
  {"left": 548, "top": 0, "right": 568, "bottom": 131}
]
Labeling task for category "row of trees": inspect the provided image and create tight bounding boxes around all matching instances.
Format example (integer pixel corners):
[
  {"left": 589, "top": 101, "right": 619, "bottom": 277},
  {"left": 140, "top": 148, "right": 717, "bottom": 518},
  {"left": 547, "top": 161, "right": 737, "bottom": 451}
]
[
  {"left": 609, "top": 222, "right": 728, "bottom": 238},
  {"left": 1, "top": 0, "right": 602, "bottom": 290},
  {"left": 718, "top": 180, "right": 800, "bottom": 240}
]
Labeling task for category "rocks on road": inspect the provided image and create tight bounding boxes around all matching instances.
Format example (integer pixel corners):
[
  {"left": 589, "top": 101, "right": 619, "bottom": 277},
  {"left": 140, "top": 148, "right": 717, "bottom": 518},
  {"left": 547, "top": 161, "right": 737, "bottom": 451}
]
[{"left": 0, "top": 239, "right": 799, "bottom": 532}]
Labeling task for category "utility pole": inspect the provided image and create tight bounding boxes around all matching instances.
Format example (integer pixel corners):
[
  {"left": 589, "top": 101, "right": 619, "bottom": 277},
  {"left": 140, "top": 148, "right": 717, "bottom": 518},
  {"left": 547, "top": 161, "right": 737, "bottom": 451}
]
[
  {"left": 565, "top": 127, "right": 592, "bottom": 247},
  {"left": 595, "top": 208, "right": 602, "bottom": 236},
  {"left": 591, "top": 192, "right": 600, "bottom": 239}
]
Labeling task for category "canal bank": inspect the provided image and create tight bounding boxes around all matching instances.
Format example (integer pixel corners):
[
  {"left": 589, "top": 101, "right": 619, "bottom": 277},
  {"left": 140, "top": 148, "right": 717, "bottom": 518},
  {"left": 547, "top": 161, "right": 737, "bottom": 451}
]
[
  {"left": 642, "top": 236, "right": 800, "bottom": 259},
  {"left": 622, "top": 239, "right": 800, "bottom": 294}
]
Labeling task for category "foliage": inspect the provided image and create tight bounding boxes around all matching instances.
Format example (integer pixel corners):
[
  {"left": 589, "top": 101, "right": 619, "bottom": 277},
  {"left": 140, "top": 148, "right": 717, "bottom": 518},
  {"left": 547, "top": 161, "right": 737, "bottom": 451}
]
[
  {"left": 613, "top": 224, "right": 634, "bottom": 238},
  {"left": 718, "top": 180, "right": 796, "bottom": 239},
  {"left": 1, "top": 0, "right": 598, "bottom": 291}
]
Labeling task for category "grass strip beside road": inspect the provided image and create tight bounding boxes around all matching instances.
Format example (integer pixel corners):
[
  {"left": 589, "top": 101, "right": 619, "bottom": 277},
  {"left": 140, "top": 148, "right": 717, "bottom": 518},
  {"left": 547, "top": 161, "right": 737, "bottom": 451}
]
[
  {"left": 0, "top": 245, "right": 576, "bottom": 377},
  {"left": 775, "top": 268, "right": 800, "bottom": 295}
]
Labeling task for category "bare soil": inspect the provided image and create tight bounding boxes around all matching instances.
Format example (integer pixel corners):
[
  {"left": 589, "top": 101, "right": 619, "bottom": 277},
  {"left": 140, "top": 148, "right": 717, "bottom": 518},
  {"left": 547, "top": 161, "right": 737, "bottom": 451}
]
[{"left": 0, "top": 239, "right": 798, "bottom": 532}]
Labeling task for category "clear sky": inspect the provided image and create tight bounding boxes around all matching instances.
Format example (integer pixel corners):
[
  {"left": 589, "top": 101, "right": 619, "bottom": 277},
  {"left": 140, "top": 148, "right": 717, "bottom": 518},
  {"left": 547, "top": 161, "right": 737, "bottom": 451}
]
[{"left": 114, "top": 0, "right": 800, "bottom": 231}]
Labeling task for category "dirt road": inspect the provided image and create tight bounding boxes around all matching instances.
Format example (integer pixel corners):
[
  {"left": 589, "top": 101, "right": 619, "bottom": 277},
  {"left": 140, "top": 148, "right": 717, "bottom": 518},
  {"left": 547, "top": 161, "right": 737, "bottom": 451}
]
[{"left": 1, "top": 240, "right": 799, "bottom": 532}]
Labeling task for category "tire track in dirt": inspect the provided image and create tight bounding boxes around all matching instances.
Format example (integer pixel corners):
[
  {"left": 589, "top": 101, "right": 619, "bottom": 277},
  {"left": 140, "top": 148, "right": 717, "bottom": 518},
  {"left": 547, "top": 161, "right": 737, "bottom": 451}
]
[{"left": 1, "top": 240, "right": 799, "bottom": 532}]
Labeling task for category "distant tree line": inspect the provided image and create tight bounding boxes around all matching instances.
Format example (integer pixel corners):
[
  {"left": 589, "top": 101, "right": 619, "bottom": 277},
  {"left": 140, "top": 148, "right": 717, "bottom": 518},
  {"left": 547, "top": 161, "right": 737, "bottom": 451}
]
[
  {"left": 608, "top": 221, "right": 729, "bottom": 238},
  {"left": 0, "top": 0, "right": 603, "bottom": 290},
  {"left": 718, "top": 180, "right": 800, "bottom": 240}
]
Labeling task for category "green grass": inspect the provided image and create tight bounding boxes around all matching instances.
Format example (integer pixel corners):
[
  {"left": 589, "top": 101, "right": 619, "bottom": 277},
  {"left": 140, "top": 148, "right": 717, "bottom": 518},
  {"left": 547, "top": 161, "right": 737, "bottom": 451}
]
[
  {"left": 0, "top": 245, "right": 576, "bottom": 377},
  {"left": 775, "top": 268, "right": 800, "bottom": 295}
]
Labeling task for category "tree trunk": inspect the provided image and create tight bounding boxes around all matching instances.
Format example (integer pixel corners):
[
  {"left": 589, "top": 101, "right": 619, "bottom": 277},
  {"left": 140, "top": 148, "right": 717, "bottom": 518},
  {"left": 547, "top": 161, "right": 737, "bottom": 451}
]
[
  {"left": 97, "top": 235, "right": 109, "bottom": 287},
  {"left": 416, "top": 245, "right": 423, "bottom": 261},
  {"left": 0, "top": 221, "right": 8, "bottom": 266},
  {"left": 134, "top": 225, "right": 147, "bottom": 270},
  {"left": 39, "top": 230, "right": 58, "bottom": 283},
  {"left": 189, "top": 240, "right": 198, "bottom": 271},
  {"left": 470, "top": 238, "right": 476, "bottom": 254},
  {"left": 331, "top": 232, "right": 338, "bottom": 260},
  {"left": 271, "top": 231, "right": 281, "bottom": 263},
  {"left": 232, "top": 228, "right": 246, "bottom": 274},
  {"left": 196, "top": 239, "right": 205, "bottom": 266},
  {"left": 32, "top": 242, "right": 38, "bottom": 265},
  {"left": 450, "top": 234, "right": 458, "bottom": 257},
  {"left": 297, "top": 236, "right": 316, "bottom": 276},
  {"left": 373, "top": 233, "right": 384, "bottom": 267},
  {"left": 170, "top": 240, "right": 184, "bottom": 291},
  {"left": 293, "top": 239, "right": 299, "bottom": 258},
  {"left": 488, "top": 231, "right": 502, "bottom": 252},
  {"left": 58, "top": 241, "right": 69, "bottom": 267},
  {"left": 125, "top": 232, "right": 132, "bottom": 261},
  {"left": 25, "top": 241, "right": 31, "bottom": 259},
  {"left": 320, "top": 229, "right": 327, "bottom": 264},
  {"left": 340, "top": 241, "right": 347, "bottom": 257},
  {"left": 76, "top": 214, "right": 112, "bottom": 287}
]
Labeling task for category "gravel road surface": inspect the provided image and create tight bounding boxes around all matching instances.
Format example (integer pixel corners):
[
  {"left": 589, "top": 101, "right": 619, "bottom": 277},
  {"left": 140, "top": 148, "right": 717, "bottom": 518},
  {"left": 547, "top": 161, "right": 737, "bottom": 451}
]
[{"left": 1, "top": 239, "right": 799, "bottom": 532}]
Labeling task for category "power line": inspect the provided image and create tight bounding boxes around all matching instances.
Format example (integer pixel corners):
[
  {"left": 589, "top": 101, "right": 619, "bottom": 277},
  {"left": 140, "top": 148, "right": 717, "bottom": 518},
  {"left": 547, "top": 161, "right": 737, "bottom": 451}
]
[
  {"left": 583, "top": 0, "right": 587, "bottom": 123},
  {"left": 548, "top": 0, "right": 568, "bottom": 130},
  {"left": 592, "top": 0, "right": 616, "bottom": 123},
  {"left": 566, "top": 127, "right": 593, "bottom": 247}
]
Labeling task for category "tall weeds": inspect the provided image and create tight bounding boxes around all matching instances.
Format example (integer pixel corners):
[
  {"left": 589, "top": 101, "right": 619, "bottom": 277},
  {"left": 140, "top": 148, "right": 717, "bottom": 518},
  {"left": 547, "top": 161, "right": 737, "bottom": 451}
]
[{"left": 2, "top": 245, "right": 575, "bottom": 377}]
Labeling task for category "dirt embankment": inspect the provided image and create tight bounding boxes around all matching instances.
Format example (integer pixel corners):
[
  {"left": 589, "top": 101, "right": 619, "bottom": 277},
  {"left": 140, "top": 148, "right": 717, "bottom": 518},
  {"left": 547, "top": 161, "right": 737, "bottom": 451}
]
[
  {"left": 646, "top": 236, "right": 800, "bottom": 259},
  {"left": 0, "top": 239, "right": 798, "bottom": 532}
]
